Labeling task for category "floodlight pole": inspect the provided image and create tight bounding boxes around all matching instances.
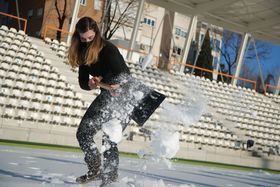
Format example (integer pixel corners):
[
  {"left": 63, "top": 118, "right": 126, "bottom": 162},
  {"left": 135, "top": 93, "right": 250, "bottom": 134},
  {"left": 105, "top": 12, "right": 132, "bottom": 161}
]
[
  {"left": 126, "top": 0, "right": 145, "bottom": 61},
  {"left": 180, "top": 15, "right": 197, "bottom": 73},
  {"left": 232, "top": 32, "right": 250, "bottom": 86},
  {"left": 15, "top": 0, "right": 21, "bottom": 30},
  {"left": 67, "top": 0, "right": 80, "bottom": 45}
]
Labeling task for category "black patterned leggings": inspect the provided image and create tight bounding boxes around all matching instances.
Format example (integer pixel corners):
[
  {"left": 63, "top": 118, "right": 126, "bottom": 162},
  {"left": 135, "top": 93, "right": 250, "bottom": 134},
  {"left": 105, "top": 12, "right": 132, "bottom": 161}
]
[{"left": 76, "top": 91, "right": 129, "bottom": 174}]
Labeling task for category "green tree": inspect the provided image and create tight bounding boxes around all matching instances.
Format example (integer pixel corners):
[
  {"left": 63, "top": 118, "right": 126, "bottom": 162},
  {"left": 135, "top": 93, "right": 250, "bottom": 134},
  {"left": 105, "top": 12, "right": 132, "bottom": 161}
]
[{"left": 194, "top": 29, "right": 213, "bottom": 80}]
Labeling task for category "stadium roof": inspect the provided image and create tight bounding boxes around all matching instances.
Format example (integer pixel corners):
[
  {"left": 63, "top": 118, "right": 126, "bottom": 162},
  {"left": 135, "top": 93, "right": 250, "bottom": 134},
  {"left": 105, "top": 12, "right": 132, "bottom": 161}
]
[{"left": 147, "top": 0, "right": 280, "bottom": 44}]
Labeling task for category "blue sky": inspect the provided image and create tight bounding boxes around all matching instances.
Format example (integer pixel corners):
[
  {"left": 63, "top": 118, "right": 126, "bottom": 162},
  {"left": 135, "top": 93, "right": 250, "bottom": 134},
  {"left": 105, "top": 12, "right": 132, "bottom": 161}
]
[
  {"left": 261, "top": 43, "right": 280, "bottom": 80},
  {"left": 243, "top": 41, "right": 280, "bottom": 85},
  {"left": 219, "top": 31, "right": 280, "bottom": 87}
]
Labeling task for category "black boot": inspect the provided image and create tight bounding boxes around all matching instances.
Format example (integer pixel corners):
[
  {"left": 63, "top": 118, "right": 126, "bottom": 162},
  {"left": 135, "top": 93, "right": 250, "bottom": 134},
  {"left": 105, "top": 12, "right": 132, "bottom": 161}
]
[
  {"left": 76, "top": 152, "right": 101, "bottom": 184},
  {"left": 76, "top": 170, "right": 101, "bottom": 184}
]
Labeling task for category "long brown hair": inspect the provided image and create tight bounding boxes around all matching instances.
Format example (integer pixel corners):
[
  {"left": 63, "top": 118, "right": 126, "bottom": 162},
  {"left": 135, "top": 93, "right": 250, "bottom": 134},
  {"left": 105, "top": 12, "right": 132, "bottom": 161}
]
[{"left": 68, "top": 17, "right": 104, "bottom": 68}]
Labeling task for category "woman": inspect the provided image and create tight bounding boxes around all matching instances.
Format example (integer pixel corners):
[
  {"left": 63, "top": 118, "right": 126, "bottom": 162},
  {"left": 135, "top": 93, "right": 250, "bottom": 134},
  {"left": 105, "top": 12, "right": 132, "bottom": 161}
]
[{"left": 68, "top": 16, "right": 132, "bottom": 185}]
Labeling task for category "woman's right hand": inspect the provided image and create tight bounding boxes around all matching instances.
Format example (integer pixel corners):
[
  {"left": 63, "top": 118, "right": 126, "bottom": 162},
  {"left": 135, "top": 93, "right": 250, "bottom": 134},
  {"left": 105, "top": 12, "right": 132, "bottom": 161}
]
[{"left": 88, "top": 76, "right": 102, "bottom": 90}]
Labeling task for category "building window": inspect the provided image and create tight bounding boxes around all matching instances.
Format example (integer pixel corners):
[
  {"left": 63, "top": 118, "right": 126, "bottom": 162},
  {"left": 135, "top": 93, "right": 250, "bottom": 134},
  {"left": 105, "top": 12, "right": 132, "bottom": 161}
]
[
  {"left": 27, "top": 9, "right": 33, "bottom": 19},
  {"left": 143, "top": 17, "right": 155, "bottom": 27},
  {"left": 175, "top": 27, "right": 181, "bottom": 35},
  {"left": 175, "top": 27, "right": 187, "bottom": 38},
  {"left": 37, "top": 8, "right": 43, "bottom": 16},
  {"left": 211, "top": 38, "right": 221, "bottom": 51},
  {"left": 35, "top": 31, "right": 40, "bottom": 37},
  {"left": 173, "top": 46, "right": 182, "bottom": 55},
  {"left": 214, "top": 39, "right": 221, "bottom": 49},
  {"left": 80, "top": 0, "right": 86, "bottom": 6},
  {"left": 181, "top": 31, "right": 187, "bottom": 38},
  {"left": 94, "top": 0, "right": 101, "bottom": 10},
  {"left": 200, "top": 34, "right": 205, "bottom": 44}
]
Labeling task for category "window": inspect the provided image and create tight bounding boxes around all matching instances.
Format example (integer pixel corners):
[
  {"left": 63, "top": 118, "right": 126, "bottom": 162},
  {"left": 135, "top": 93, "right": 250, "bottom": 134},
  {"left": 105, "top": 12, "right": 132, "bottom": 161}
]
[
  {"left": 37, "top": 8, "right": 43, "bottom": 16},
  {"left": 200, "top": 34, "right": 205, "bottom": 44},
  {"left": 27, "top": 9, "right": 33, "bottom": 18},
  {"left": 215, "top": 39, "right": 221, "bottom": 49},
  {"left": 35, "top": 31, "right": 40, "bottom": 37},
  {"left": 181, "top": 31, "right": 187, "bottom": 38},
  {"left": 175, "top": 27, "right": 181, "bottom": 35},
  {"left": 80, "top": 0, "right": 86, "bottom": 6},
  {"left": 144, "top": 18, "right": 147, "bottom": 23},
  {"left": 143, "top": 17, "right": 155, "bottom": 27},
  {"left": 94, "top": 0, "right": 101, "bottom": 10},
  {"left": 175, "top": 27, "right": 187, "bottom": 38},
  {"left": 211, "top": 39, "right": 221, "bottom": 52},
  {"left": 173, "top": 46, "right": 182, "bottom": 55}
]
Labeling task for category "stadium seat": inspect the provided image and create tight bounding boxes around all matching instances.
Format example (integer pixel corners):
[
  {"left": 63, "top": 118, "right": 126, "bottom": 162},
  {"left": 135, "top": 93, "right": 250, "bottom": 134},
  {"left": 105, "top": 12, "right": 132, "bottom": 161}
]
[
  {"left": 2, "top": 108, "right": 15, "bottom": 118},
  {"left": 17, "top": 109, "right": 28, "bottom": 120},
  {"left": 44, "top": 37, "right": 51, "bottom": 44}
]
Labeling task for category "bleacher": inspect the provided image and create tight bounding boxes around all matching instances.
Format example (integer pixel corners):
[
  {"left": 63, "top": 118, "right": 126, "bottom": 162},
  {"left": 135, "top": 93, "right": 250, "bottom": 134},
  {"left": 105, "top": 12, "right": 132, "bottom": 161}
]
[
  {"left": 0, "top": 25, "right": 85, "bottom": 127},
  {"left": 1, "top": 25, "right": 280, "bottom": 167}
]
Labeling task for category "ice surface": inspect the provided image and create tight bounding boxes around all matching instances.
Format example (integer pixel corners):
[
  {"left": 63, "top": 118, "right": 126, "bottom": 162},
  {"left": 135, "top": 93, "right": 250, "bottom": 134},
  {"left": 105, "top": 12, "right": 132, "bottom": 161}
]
[
  {"left": 9, "top": 162, "right": 19, "bottom": 166},
  {"left": 1, "top": 146, "right": 280, "bottom": 187}
]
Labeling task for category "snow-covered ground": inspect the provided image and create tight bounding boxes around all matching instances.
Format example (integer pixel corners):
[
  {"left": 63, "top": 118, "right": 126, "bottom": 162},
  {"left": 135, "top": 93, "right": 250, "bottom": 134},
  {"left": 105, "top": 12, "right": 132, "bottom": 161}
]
[{"left": 0, "top": 145, "right": 279, "bottom": 187}]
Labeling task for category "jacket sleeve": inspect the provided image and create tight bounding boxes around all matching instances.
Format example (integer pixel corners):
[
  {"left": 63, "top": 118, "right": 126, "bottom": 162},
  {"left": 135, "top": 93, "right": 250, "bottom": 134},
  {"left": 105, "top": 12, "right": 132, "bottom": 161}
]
[{"left": 78, "top": 65, "right": 91, "bottom": 90}]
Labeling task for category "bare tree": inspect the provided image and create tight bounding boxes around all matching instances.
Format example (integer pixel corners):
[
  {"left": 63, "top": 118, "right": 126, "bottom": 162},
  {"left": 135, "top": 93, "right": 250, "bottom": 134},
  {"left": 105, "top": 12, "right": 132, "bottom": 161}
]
[
  {"left": 216, "top": 30, "right": 270, "bottom": 76},
  {"left": 102, "top": 0, "right": 137, "bottom": 40},
  {"left": 54, "top": 0, "right": 69, "bottom": 41}
]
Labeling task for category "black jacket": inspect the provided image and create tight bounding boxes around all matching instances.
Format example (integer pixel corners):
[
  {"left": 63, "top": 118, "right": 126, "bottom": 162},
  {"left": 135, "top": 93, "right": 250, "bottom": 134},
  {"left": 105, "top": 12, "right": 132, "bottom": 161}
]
[{"left": 78, "top": 40, "right": 130, "bottom": 90}]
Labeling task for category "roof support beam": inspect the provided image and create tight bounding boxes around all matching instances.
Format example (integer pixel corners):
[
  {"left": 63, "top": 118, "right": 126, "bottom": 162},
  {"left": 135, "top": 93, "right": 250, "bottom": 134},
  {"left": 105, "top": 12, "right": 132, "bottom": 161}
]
[
  {"left": 180, "top": 15, "right": 197, "bottom": 72},
  {"left": 194, "top": 0, "right": 237, "bottom": 12},
  {"left": 126, "top": 0, "right": 145, "bottom": 61},
  {"left": 232, "top": 32, "right": 250, "bottom": 86},
  {"left": 148, "top": 0, "right": 280, "bottom": 44},
  {"left": 147, "top": 0, "right": 195, "bottom": 15},
  {"left": 248, "top": 17, "right": 280, "bottom": 32}
]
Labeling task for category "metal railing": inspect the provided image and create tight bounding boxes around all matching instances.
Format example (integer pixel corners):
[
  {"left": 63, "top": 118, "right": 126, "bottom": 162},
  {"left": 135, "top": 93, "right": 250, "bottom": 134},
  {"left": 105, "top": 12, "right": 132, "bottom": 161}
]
[
  {"left": 43, "top": 24, "right": 71, "bottom": 40},
  {"left": 264, "top": 84, "right": 280, "bottom": 95},
  {"left": 0, "top": 11, "right": 27, "bottom": 32}
]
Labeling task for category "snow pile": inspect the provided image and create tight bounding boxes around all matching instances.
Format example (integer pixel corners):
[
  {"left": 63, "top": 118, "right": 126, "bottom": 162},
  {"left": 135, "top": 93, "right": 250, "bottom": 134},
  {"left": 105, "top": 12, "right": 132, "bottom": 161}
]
[
  {"left": 102, "top": 119, "right": 123, "bottom": 144},
  {"left": 147, "top": 84, "right": 208, "bottom": 161},
  {"left": 151, "top": 130, "right": 180, "bottom": 159},
  {"left": 159, "top": 88, "right": 208, "bottom": 128}
]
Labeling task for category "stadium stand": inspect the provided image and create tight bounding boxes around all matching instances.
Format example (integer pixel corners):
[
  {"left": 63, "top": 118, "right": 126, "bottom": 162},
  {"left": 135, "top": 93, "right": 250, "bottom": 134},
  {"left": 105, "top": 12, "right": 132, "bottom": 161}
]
[{"left": 0, "top": 25, "right": 280, "bottom": 169}]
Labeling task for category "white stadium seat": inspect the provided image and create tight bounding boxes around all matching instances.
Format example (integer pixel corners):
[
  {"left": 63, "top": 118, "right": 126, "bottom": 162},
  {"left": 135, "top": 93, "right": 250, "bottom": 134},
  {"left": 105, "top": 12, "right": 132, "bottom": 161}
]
[{"left": 17, "top": 109, "right": 28, "bottom": 120}]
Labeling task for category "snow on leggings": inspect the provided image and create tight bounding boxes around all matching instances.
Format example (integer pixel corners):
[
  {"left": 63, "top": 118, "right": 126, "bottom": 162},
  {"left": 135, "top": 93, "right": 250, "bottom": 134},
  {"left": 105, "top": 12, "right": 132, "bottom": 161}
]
[{"left": 76, "top": 90, "right": 130, "bottom": 174}]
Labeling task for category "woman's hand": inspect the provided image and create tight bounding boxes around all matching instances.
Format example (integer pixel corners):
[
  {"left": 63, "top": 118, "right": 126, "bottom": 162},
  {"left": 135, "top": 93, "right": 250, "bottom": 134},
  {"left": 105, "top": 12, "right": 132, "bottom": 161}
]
[
  {"left": 109, "top": 84, "right": 120, "bottom": 96},
  {"left": 88, "top": 76, "right": 102, "bottom": 90}
]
